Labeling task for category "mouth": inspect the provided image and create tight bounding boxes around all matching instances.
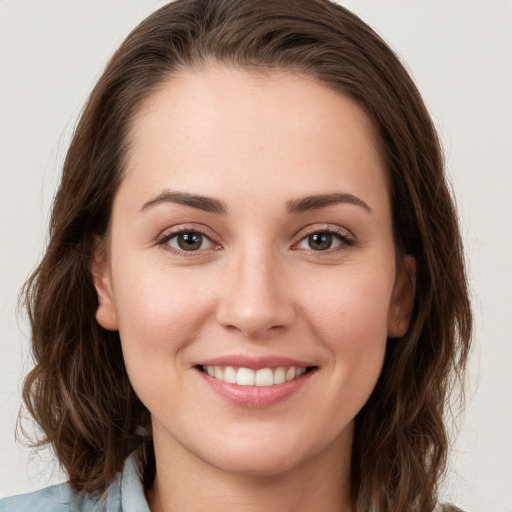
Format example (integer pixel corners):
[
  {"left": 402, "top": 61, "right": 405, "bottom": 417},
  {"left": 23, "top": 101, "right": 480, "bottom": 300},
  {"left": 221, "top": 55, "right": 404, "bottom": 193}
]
[{"left": 197, "top": 365, "right": 317, "bottom": 387}]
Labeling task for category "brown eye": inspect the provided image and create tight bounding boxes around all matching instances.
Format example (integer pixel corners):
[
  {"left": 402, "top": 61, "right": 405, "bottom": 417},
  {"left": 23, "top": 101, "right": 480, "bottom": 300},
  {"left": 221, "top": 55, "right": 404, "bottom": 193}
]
[
  {"left": 307, "top": 232, "right": 334, "bottom": 251},
  {"left": 296, "top": 230, "right": 353, "bottom": 252},
  {"left": 167, "top": 232, "right": 212, "bottom": 251}
]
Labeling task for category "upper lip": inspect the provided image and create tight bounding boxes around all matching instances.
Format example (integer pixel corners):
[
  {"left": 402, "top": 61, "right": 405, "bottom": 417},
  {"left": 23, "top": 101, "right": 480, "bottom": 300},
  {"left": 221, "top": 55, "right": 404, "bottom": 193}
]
[{"left": 195, "top": 355, "right": 315, "bottom": 370}]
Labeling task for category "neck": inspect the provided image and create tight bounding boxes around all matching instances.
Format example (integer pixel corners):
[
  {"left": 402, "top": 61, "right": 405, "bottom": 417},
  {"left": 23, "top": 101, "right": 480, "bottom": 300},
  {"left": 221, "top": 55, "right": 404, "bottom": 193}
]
[{"left": 146, "top": 425, "right": 354, "bottom": 512}]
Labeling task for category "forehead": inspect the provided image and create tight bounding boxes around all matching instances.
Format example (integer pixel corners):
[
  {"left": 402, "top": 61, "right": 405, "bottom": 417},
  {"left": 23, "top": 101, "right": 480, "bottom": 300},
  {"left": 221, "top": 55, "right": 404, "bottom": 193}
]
[{"left": 122, "top": 66, "right": 388, "bottom": 213}]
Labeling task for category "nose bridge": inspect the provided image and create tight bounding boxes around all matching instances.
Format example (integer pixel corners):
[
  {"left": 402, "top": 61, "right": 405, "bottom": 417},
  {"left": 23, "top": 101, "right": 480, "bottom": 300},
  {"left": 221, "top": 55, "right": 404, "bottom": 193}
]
[{"left": 217, "top": 241, "right": 294, "bottom": 338}]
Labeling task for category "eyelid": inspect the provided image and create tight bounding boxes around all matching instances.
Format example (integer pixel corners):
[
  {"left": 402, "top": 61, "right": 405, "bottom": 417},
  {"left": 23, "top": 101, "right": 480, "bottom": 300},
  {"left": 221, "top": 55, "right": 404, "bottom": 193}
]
[
  {"left": 156, "top": 224, "right": 222, "bottom": 254},
  {"left": 292, "top": 224, "right": 356, "bottom": 251},
  {"left": 155, "top": 222, "right": 355, "bottom": 255}
]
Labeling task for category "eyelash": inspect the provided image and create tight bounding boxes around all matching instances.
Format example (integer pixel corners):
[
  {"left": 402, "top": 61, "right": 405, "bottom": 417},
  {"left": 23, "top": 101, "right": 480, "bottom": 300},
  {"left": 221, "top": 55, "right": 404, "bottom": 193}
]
[
  {"left": 156, "top": 225, "right": 355, "bottom": 256},
  {"left": 157, "top": 226, "right": 221, "bottom": 256},
  {"left": 293, "top": 226, "right": 355, "bottom": 253}
]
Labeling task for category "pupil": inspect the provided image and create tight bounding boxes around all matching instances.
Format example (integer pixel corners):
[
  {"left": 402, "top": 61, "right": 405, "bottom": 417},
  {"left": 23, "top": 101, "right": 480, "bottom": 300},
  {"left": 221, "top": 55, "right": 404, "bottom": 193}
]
[
  {"left": 309, "top": 233, "right": 332, "bottom": 251},
  {"left": 178, "top": 232, "right": 202, "bottom": 251}
]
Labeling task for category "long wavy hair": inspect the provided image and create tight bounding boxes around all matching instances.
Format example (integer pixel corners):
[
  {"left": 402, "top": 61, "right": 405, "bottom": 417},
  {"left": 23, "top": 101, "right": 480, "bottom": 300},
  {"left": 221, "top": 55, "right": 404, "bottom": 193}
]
[{"left": 20, "top": 1, "right": 472, "bottom": 510}]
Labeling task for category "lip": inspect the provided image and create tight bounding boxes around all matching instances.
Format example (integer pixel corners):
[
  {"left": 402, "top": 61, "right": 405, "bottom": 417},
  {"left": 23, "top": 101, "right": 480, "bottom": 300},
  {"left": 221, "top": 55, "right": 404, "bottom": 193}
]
[
  {"left": 195, "top": 355, "right": 312, "bottom": 370},
  {"left": 194, "top": 356, "right": 317, "bottom": 408}
]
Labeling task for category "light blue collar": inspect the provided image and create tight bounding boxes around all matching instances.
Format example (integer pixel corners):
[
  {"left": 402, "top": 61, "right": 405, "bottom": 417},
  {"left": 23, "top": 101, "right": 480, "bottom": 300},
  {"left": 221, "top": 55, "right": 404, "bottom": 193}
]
[
  {"left": 0, "top": 448, "right": 151, "bottom": 512},
  {"left": 98, "top": 448, "right": 151, "bottom": 512}
]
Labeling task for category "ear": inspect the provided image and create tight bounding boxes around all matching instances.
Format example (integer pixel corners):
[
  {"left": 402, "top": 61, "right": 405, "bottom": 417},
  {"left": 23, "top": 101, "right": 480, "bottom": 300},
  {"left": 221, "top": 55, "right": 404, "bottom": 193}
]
[
  {"left": 91, "top": 239, "right": 119, "bottom": 331},
  {"left": 387, "top": 255, "right": 416, "bottom": 338}
]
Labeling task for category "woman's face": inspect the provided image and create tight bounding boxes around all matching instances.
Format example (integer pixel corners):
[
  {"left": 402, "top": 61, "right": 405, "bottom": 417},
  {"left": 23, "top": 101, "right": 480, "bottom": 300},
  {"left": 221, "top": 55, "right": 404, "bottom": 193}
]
[{"left": 93, "top": 67, "right": 414, "bottom": 477}]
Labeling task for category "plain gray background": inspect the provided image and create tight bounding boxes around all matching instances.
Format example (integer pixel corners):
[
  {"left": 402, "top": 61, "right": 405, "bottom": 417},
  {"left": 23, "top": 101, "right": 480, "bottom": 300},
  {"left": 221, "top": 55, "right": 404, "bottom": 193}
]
[{"left": 1, "top": 1, "right": 511, "bottom": 511}]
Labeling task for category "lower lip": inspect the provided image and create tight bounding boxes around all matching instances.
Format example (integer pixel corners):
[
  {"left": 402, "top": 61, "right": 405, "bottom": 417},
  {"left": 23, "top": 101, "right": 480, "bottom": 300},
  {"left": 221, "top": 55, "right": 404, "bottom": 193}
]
[{"left": 197, "top": 368, "right": 315, "bottom": 408}]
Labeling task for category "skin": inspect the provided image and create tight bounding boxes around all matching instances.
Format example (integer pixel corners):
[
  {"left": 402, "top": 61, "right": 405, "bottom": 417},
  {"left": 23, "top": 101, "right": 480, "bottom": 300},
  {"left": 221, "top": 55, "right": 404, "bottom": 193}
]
[{"left": 93, "top": 66, "right": 415, "bottom": 512}]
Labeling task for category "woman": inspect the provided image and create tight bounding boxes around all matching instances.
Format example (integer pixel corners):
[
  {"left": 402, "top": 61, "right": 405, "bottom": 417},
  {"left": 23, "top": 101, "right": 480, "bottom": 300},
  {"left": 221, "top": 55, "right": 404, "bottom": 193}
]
[{"left": 1, "top": 0, "right": 471, "bottom": 511}]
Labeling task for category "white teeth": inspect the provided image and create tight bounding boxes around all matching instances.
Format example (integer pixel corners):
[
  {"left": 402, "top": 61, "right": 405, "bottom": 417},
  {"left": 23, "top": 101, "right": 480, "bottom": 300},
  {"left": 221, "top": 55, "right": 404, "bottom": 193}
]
[
  {"left": 237, "top": 367, "right": 255, "bottom": 385},
  {"left": 274, "top": 367, "right": 286, "bottom": 385},
  {"left": 255, "top": 368, "right": 274, "bottom": 386},
  {"left": 223, "top": 366, "right": 237, "bottom": 384},
  {"left": 285, "top": 367, "right": 296, "bottom": 382},
  {"left": 203, "top": 365, "right": 309, "bottom": 386}
]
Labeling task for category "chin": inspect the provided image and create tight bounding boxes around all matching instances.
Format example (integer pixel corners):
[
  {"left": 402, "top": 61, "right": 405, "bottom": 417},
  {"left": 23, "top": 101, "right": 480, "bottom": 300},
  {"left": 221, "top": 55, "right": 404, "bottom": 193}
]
[
  {"left": 211, "top": 448, "right": 306, "bottom": 478},
  {"left": 197, "top": 429, "right": 330, "bottom": 478}
]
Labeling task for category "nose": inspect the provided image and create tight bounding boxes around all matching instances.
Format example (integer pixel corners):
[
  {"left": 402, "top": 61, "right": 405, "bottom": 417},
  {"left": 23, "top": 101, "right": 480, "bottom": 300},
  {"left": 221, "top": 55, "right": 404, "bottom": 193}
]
[{"left": 216, "top": 248, "right": 296, "bottom": 339}]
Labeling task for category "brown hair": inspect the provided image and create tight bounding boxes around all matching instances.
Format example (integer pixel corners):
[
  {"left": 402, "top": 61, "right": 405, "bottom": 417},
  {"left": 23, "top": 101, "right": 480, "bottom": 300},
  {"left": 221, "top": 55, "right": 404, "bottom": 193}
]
[{"left": 20, "top": 1, "right": 472, "bottom": 510}]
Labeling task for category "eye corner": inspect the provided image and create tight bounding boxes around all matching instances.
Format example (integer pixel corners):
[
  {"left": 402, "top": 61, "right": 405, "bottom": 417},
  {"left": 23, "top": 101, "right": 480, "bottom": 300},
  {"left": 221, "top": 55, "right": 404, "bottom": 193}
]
[
  {"left": 156, "top": 225, "right": 223, "bottom": 256},
  {"left": 292, "top": 226, "right": 356, "bottom": 253}
]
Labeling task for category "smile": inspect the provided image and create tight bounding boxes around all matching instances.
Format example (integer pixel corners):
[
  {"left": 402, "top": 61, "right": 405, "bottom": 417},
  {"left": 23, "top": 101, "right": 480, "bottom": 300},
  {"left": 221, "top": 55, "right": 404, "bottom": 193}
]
[
  {"left": 197, "top": 363, "right": 317, "bottom": 408},
  {"left": 201, "top": 365, "right": 309, "bottom": 386}
]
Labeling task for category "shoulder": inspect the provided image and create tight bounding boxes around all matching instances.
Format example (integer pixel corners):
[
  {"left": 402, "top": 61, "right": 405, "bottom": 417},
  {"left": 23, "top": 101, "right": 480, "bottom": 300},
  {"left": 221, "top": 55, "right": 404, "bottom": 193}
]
[
  {"left": 1, "top": 448, "right": 148, "bottom": 512},
  {"left": 0, "top": 482, "right": 98, "bottom": 512}
]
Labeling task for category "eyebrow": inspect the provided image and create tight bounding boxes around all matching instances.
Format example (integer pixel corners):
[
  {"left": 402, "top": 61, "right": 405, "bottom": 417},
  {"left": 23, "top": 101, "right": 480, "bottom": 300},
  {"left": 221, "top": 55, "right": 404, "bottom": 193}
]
[
  {"left": 140, "top": 191, "right": 227, "bottom": 214},
  {"left": 140, "top": 190, "right": 371, "bottom": 215},
  {"left": 286, "top": 193, "right": 373, "bottom": 214}
]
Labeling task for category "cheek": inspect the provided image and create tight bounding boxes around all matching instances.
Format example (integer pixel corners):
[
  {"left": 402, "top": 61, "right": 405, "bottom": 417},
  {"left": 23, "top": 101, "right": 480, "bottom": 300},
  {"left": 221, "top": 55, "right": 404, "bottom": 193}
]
[
  {"left": 298, "top": 266, "right": 393, "bottom": 397},
  {"left": 301, "top": 266, "right": 393, "bottom": 344},
  {"left": 111, "top": 263, "right": 218, "bottom": 414},
  {"left": 112, "top": 260, "right": 216, "bottom": 361}
]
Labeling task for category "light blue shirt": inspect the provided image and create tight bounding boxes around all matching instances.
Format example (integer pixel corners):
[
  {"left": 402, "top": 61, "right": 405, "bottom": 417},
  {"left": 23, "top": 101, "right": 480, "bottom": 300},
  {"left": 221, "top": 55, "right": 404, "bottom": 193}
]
[
  {"left": 0, "top": 450, "right": 150, "bottom": 512},
  {"left": 1, "top": 452, "right": 454, "bottom": 512}
]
